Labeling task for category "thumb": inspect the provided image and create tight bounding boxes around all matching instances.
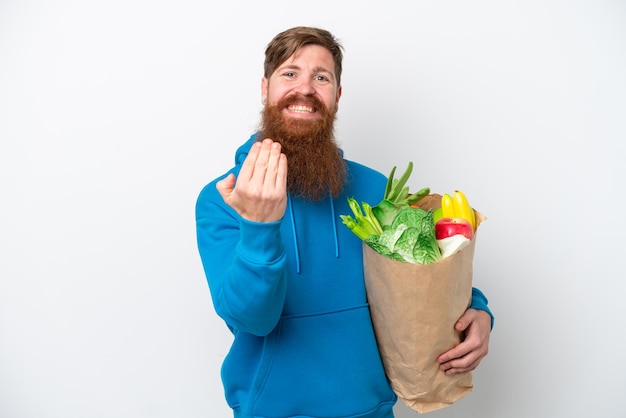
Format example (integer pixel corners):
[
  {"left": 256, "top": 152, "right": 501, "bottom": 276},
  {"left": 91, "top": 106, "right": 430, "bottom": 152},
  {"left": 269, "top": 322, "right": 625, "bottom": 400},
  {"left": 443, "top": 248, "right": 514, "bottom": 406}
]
[
  {"left": 216, "top": 173, "right": 236, "bottom": 200},
  {"left": 455, "top": 312, "right": 471, "bottom": 332}
]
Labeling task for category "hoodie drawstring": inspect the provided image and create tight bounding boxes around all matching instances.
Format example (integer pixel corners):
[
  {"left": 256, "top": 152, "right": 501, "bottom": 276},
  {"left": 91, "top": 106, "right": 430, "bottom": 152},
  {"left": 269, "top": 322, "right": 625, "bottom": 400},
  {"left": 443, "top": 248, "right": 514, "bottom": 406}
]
[
  {"left": 329, "top": 196, "right": 339, "bottom": 258},
  {"left": 287, "top": 194, "right": 340, "bottom": 275},
  {"left": 288, "top": 195, "right": 301, "bottom": 274}
]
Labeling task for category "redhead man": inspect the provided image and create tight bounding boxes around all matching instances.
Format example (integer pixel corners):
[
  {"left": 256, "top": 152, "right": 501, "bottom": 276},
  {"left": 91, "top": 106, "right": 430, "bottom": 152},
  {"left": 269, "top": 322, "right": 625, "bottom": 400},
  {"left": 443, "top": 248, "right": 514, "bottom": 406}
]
[{"left": 196, "top": 26, "right": 493, "bottom": 418}]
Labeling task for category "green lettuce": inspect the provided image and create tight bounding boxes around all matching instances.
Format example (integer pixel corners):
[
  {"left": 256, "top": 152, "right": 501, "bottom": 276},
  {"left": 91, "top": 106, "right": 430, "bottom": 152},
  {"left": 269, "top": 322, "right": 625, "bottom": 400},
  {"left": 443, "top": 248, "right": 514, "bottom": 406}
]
[
  {"left": 341, "top": 162, "right": 441, "bottom": 264},
  {"left": 364, "top": 207, "right": 441, "bottom": 264}
]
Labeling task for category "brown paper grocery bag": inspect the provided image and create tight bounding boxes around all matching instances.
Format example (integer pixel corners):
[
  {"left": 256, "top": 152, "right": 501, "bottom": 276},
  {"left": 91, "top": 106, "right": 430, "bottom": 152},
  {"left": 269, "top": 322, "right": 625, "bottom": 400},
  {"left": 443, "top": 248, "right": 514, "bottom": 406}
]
[{"left": 363, "top": 195, "right": 484, "bottom": 414}]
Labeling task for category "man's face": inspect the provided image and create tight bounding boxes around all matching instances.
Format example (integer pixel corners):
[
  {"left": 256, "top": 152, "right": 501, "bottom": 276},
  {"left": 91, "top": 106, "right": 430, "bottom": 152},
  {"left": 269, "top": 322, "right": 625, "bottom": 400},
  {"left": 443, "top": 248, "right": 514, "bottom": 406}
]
[
  {"left": 261, "top": 44, "right": 342, "bottom": 119},
  {"left": 258, "top": 44, "right": 346, "bottom": 201}
]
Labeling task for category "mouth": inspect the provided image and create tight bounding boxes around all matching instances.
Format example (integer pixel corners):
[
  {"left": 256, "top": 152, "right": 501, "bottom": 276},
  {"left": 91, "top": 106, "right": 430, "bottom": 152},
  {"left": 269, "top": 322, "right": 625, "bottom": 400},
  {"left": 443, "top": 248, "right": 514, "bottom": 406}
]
[{"left": 287, "top": 104, "right": 316, "bottom": 114}]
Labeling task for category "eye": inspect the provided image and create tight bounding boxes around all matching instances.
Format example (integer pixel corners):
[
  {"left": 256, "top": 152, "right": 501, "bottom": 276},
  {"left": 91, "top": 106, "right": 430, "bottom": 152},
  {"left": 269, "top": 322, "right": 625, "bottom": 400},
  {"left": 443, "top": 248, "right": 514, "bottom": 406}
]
[
  {"left": 315, "top": 75, "right": 330, "bottom": 84},
  {"left": 283, "top": 72, "right": 296, "bottom": 78}
]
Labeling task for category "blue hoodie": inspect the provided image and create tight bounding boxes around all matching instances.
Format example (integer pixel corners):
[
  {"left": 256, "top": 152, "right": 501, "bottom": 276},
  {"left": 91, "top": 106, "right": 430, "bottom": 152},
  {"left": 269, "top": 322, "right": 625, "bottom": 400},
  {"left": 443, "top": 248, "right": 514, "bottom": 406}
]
[{"left": 196, "top": 134, "right": 492, "bottom": 418}]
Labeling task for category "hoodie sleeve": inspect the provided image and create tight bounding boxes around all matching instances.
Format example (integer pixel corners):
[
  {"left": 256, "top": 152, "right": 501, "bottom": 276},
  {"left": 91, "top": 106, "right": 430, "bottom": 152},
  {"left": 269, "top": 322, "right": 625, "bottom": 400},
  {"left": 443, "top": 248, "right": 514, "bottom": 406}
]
[
  {"left": 469, "top": 287, "right": 494, "bottom": 330},
  {"left": 195, "top": 177, "right": 287, "bottom": 336}
]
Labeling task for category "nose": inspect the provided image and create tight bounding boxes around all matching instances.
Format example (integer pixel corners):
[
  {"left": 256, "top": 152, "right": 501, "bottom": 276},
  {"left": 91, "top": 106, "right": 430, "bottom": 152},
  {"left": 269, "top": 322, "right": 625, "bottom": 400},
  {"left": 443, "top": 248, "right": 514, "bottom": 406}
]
[{"left": 295, "top": 77, "right": 315, "bottom": 96}]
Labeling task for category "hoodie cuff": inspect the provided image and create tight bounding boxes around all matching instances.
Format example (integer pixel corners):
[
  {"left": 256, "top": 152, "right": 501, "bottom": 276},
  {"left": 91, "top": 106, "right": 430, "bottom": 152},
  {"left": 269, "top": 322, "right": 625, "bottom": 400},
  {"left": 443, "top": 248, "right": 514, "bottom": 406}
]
[
  {"left": 470, "top": 287, "right": 494, "bottom": 330},
  {"left": 238, "top": 218, "right": 285, "bottom": 264}
]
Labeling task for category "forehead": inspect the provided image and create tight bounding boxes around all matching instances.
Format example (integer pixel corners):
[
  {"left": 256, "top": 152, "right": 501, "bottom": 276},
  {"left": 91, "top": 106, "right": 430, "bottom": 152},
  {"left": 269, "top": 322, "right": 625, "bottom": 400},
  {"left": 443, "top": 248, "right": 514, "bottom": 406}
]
[{"left": 276, "top": 44, "right": 335, "bottom": 74}]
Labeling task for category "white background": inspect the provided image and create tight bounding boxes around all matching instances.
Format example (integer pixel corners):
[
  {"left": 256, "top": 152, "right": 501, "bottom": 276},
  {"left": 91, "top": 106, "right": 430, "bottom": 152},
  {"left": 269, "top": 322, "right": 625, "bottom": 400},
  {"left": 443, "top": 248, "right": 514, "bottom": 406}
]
[{"left": 1, "top": 1, "right": 625, "bottom": 417}]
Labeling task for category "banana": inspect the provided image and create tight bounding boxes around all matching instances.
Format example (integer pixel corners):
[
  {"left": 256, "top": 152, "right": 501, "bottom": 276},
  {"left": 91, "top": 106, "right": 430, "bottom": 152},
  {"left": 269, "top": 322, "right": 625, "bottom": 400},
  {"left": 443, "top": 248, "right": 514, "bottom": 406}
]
[
  {"left": 452, "top": 190, "right": 476, "bottom": 231},
  {"left": 441, "top": 193, "right": 456, "bottom": 218}
]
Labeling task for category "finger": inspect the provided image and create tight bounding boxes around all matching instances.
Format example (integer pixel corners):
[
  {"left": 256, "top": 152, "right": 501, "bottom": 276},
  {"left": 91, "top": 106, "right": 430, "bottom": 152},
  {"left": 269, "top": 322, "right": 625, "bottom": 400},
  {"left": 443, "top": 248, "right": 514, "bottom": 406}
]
[
  {"left": 267, "top": 143, "right": 287, "bottom": 190},
  {"left": 438, "top": 344, "right": 468, "bottom": 365},
  {"left": 275, "top": 153, "right": 288, "bottom": 189},
  {"left": 238, "top": 141, "right": 263, "bottom": 182},
  {"left": 440, "top": 338, "right": 488, "bottom": 372},
  {"left": 443, "top": 357, "right": 481, "bottom": 375},
  {"left": 251, "top": 139, "right": 275, "bottom": 184},
  {"left": 439, "top": 350, "right": 474, "bottom": 372},
  {"left": 216, "top": 173, "right": 236, "bottom": 200},
  {"left": 455, "top": 309, "right": 475, "bottom": 332},
  {"left": 264, "top": 141, "right": 284, "bottom": 186}
]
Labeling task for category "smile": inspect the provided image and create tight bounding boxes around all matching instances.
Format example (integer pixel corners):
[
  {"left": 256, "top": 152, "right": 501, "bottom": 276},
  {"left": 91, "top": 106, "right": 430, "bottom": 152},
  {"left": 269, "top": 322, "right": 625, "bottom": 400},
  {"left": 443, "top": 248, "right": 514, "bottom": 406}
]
[{"left": 288, "top": 105, "right": 315, "bottom": 113}]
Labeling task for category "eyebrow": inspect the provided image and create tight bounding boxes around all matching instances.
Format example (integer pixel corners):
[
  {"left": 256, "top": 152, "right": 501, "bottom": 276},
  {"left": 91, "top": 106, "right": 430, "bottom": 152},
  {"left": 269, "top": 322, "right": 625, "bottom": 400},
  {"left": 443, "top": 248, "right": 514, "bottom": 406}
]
[{"left": 278, "top": 64, "right": 335, "bottom": 80}]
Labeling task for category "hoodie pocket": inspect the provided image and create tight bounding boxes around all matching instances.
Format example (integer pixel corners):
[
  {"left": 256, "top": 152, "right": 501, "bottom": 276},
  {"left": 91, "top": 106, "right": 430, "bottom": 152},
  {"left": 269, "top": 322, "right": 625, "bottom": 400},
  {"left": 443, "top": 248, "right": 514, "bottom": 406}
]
[{"left": 248, "top": 304, "right": 395, "bottom": 418}]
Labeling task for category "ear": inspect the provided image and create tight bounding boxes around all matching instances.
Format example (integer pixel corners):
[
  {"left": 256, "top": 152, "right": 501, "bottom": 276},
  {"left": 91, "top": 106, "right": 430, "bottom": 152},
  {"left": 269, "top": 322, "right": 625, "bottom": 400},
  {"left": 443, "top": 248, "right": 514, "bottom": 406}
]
[
  {"left": 261, "top": 77, "right": 269, "bottom": 103},
  {"left": 335, "top": 85, "right": 342, "bottom": 105}
]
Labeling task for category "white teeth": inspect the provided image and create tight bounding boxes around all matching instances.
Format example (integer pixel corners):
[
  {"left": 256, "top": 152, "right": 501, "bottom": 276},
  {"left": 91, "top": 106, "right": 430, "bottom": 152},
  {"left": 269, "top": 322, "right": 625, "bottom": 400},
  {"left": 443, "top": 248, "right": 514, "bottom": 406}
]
[{"left": 288, "top": 105, "right": 313, "bottom": 113}]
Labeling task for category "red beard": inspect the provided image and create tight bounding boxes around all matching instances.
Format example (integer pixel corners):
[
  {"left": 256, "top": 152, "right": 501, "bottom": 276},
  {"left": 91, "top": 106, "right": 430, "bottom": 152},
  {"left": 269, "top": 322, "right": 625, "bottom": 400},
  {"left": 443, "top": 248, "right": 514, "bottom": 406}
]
[{"left": 259, "top": 94, "right": 347, "bottom": 201}]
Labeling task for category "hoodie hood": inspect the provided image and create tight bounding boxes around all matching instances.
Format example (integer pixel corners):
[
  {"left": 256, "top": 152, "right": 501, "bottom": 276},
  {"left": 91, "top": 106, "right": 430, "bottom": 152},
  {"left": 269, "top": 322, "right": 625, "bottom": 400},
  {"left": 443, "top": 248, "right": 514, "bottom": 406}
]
[{"left": 234, "top": 134, "right": 258, "bottom": 166}]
